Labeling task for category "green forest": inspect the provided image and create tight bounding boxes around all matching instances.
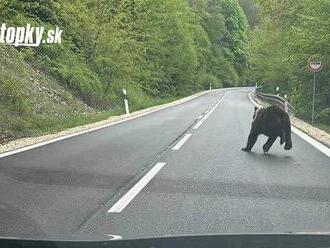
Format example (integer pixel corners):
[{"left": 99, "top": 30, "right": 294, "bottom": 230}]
[
  {"left": 243, "top": 0, "right": 330, "bottom": 128},
  {"left": 0, "top": 0, "right": 329, "bottom": 142}
]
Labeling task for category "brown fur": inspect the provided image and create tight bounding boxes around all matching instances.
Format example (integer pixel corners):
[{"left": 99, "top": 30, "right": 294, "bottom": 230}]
[{"left": 242, "top": 105, "right": 292, "bottom": 153}]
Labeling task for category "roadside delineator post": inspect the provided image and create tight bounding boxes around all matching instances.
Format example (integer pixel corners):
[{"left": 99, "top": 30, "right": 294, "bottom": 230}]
[
  {"left": 209, "top": 83, "right": 212, "bottom": 91},
  {"left": 123, "top": 88, "right": 130, "bottom": 115},
  {"left": 284, "top": 94, "right": 288, "bottom": 113}
]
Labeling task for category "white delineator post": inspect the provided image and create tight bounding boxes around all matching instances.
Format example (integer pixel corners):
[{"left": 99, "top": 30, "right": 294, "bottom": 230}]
[
  {"left": 276, "top": 86, "right": 280, "bottom": 96},
  {"left": 123, "top": 88, "right": 130, "bottom": 115},
  {"left": 284, "top": 94, "right": 288, "bottom": 113}
]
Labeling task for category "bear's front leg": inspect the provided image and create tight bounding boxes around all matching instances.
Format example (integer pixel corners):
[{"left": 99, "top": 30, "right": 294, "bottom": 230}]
[{"left": 242, "top": 132, "right": 258, "bottom": 152}]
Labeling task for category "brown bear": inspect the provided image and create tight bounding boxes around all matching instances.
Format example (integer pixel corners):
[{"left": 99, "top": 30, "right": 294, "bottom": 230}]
[{"left": 242, "top": 105, "right": 292, "bottom": 153}]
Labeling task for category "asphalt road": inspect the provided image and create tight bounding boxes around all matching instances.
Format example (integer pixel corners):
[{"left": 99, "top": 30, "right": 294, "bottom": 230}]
[{"left": 0, "top": 88, "right": 330, "bottom": 239}]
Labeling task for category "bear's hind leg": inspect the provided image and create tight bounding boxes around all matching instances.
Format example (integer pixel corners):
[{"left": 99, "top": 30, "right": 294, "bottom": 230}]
[{"left": 263, "top": 136, "right": 277, "bottom": 153}]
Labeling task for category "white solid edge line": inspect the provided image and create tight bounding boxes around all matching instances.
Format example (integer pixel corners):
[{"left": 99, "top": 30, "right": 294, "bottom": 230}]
[
  {"left": 108, "top": 162, "right": 166, "bottom": 213},
  {"left": 291, "top": 126, "right": 330, "bottom": 157},
  {"left": 248, "top": 91, "right": 263, "bottom": 108},
  {"left": 0, "top": 91, "right": 214, "bottom": 159},
  {"left": 172, "top": 133, "right": 192, "bottom": 150},
  {"left": 193, "top": 94, "right": 226, "bottom": 130},
  {"left": 248, "top": 92, "right": 330, "bottom": 158},
  {"left": 0, "top": 117, "right": 137, "bottom": 159}
]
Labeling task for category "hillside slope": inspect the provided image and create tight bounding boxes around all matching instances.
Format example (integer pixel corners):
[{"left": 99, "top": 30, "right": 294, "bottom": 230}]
[{"left": 0, "top": 45, "right": 100, "bottom": 143}]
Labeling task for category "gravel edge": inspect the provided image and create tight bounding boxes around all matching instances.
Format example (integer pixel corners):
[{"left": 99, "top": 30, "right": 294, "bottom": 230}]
[
  {"left": 251, "top": 93, "right": 330, "bottom": 148},
  {"left": 0, "top": 91, "right": 209, "bottom": 154}
]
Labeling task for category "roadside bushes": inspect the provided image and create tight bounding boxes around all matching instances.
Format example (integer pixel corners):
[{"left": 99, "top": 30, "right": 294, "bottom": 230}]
[
  {"left": 0, "top": 45, "right": 28, "bottom": 114},
  {"left": 197, "top": 73, "right": 222, "bottom": 90},
  {"left": 247, "top": 0, "right": 330, "bottom": 129},
  {"left": 318, "top": 108, "right": 330, "bottom": 124},
  {"left": 0, "top": 0, "right": 249, "bottom": 110}
]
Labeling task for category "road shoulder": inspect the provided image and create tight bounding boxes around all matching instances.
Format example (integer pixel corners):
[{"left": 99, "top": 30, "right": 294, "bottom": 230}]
[{"left": 0, "top": 91, "right": 210, "bottom": 155}]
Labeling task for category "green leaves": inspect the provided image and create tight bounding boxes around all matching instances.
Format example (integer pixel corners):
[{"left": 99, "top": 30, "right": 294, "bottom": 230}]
[
  {"left": 248, "top": 0, "right": 330, "bottom": 124},
  {"left": 1, "top": 0, "right": 249, "bottom": 107}
]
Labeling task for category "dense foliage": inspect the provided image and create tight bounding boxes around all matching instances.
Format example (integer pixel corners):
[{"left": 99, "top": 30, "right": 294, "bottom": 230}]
[
  {"left": 0, "top": 0, "right": 248, "bottom": 110},
  {"left": 247, "top": 0, "right": 330, "bottom": 124}
]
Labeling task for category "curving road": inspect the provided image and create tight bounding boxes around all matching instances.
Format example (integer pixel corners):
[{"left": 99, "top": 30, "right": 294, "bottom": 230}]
[{"left": 0, "top": 88, "right": 329, "bottom": 239}]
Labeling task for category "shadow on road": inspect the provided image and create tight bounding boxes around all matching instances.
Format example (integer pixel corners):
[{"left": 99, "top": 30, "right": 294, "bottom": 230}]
[{"left": 242, "top": 151, "right": 298, "bottom": 166}]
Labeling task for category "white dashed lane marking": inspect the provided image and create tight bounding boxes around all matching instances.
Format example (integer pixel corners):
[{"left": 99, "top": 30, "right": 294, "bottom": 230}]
[
  {"left": 193, "top": 94, "right": 227, "bottom": 130},
  {"left": 172, "top": 134, "right": 192, "bottom": 151},
  {"left": 108, "top": 162, "right": 166, "bottom": 213}
]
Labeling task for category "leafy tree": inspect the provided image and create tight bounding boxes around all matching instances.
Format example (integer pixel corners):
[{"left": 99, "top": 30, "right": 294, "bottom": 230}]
[
  {"left": 248, "top": 0, "right": 330, "bottom": 124},
  {"left": 0, "top": 0, "right": 249, "bottom": 107}
]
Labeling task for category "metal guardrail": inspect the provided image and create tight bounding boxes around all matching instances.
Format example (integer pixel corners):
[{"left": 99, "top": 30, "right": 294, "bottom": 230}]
[{"left": 252, "top": 87, "right": 295, "bottom": 113}]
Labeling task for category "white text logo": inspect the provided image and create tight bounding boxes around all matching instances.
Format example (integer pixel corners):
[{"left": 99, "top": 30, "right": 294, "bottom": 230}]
[{"left": 0, "top": 23, "right": 63, "bottom": 47}]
